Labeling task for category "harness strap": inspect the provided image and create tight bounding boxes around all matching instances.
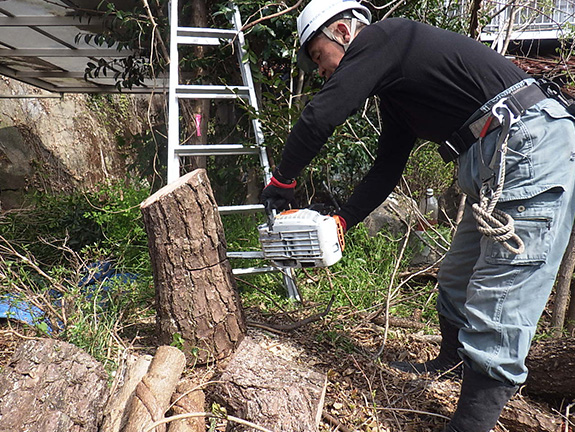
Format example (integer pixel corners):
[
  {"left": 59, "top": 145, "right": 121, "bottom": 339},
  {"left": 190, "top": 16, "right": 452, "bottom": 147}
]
[{"left": 438, "top": 83, "right": 548, "bottom": 163}]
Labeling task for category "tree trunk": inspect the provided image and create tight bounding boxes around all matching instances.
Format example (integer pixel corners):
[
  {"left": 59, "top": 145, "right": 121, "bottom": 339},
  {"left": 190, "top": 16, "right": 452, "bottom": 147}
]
[
  {"left": 468, "top": 0, "right": 482, "bottom": 39},
  {"left": 140, "top": 168, "right": 246, "bottom": 363},
  {"left": 567, "top": 279, "right": 575, "bottom": 336},
  {"left": 551, "top": 225, "right": 575, "bottom": 335},
  {"left": 525, "top": 337, "right": 575, "bottom": 398},
  {"left": 0, "top": 338, "right": 109, "bottom": 432},
  {"left": 180, "top": 0, "right": 209, "bottom": 171},
  {"left": 215, "top": 336, "right": 327, "bottom": 432},
  {"left": 121, "top": 346, "right": 186, "bottom": 432}
]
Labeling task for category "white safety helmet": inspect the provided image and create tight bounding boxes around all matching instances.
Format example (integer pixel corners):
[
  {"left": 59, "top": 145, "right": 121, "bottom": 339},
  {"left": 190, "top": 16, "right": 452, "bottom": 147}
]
[{"left": 297, "top": 0, "right": 371, "bottom": 72}]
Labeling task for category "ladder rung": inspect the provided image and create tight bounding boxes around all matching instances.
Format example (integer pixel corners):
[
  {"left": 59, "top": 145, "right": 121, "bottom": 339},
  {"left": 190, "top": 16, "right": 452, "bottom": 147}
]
[
  {"left": 175, "top": 85, "right": 249, "bottom": 99},
  {"left": 227, "top": 251, "right": 266, "bottom": 259},
  {"left": 232, "top": 266, "right": 279, "bottom": 275},
  {"left": 218, "top": 204, "right": 265, "bottom": 214},
  {"left": 176, "top": 27, "right": 237, "bottom": 45},
  {"left": 174, "top": 144, "right": 260, "bottom": 157}
]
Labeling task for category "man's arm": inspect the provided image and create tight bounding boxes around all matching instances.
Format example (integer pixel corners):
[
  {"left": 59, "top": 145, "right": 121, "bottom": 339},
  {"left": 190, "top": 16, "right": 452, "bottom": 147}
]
[
  {"left": 278, "top": 24, "right": 396, "bottom": 180},
  {"left": 337, "top": 122, "right": 416, "bottom": 228}
]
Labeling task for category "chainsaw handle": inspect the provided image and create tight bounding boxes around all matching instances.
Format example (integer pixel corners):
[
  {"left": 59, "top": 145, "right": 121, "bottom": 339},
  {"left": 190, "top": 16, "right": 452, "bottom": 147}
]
[
  {"left": 332, "top": 215, "right": 347, "bottom": 252},
  {"left": 264, "top": 199, "right": 276, "bottom": 229}
]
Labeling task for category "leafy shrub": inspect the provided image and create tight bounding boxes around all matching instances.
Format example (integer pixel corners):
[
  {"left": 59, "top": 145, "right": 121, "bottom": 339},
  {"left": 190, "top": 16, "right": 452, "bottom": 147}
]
[{"left": 0, "top": 180, "right": 151, "bottom": 272}]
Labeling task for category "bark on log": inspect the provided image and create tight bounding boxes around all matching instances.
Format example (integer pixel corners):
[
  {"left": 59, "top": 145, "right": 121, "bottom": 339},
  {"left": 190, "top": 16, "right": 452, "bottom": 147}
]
[
  {"left": 121, "top": 346, "right": 186, "bottom": 432},
  {"left": 500, "top": 397, "right": 562, "bottom": 432},
  {"left": 525, "top": 337, "right": 575, "bottom": 398},
  {"left": 0, "top": 338, "right": 109, "bottom": 432},
  {"left": 167, "top": 378, "right": 206, "bottom": 432},
  {"left": 140, "top": 169, "right": 246, "bottom": 363},
  {"left": 101, "top": 353, "right": 153, "bottom": 432},
  {"left": 215, "top": 336, "right": 327, "bottom": 432}
]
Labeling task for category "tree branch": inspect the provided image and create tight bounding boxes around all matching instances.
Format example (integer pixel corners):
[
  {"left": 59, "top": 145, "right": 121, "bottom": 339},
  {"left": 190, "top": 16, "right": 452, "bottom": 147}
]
[{"left": 241, "top": 0, "right": 304, "bottom": 32}]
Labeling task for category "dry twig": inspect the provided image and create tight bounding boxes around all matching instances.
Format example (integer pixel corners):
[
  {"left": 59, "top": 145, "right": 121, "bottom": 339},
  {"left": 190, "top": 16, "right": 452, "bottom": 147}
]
[{"left": 142, "top": 412, "right": 274, "bottom": 432}]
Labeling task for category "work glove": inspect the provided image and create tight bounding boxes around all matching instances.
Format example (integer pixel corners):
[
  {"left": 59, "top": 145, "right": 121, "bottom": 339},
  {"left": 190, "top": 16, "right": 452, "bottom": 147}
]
[
  {"left": 261, "top": 168, "right": 297, "bottom": 212},
  {"left": 332, "top": 214, "right": 347, "bottom": 252}
]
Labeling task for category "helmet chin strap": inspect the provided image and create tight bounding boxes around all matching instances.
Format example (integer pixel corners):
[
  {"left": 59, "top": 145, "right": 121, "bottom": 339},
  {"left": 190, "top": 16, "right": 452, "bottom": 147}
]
[{"left": 321, "top": 18, "right": 358, "bottom": 52}]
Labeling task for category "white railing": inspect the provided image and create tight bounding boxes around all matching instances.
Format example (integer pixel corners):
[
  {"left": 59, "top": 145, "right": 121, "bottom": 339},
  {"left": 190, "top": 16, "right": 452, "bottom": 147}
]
[{"left": 480, "top": 0, "right": 575, "bottom": 41}]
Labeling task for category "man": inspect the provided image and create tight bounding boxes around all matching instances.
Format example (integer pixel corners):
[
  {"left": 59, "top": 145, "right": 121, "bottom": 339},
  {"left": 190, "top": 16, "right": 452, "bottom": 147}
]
[{"left": 261, "top": 0, "right": 575, "bottom": 430}]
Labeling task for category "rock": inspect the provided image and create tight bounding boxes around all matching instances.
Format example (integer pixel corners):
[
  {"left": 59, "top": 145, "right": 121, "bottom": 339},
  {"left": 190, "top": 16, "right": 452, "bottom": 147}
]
[
  {"left": 0, "top": 77, "right": 160, "bottom": 209},
  {"left": 363, "top": 192, "right": 416, "bottom": 237}
]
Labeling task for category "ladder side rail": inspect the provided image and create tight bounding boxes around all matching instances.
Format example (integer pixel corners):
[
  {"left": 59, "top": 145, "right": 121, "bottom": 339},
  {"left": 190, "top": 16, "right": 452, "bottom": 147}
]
[
  {"left": 231, "top": 6, "right": 272, "bottom": 185},
  {"left": 167, "top": 0, "right": 181, "bottom": 184}
]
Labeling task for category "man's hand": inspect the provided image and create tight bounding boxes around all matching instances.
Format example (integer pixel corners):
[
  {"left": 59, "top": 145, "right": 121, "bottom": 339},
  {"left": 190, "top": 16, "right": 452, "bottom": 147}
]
[{"left": 261, "top": 169, "right": 297, "bottom": 212}]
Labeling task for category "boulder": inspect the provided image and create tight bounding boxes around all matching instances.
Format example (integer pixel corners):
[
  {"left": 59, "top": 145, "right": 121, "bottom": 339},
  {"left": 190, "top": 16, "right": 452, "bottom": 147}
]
[{"left": 363, "top": 192, "right": 416, "bottom": 237}]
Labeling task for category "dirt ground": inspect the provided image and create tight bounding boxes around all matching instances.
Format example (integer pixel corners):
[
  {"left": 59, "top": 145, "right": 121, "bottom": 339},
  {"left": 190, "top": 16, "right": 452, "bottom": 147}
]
[{"left": 0, "top": 307, "right": 568, "bottom": 432}]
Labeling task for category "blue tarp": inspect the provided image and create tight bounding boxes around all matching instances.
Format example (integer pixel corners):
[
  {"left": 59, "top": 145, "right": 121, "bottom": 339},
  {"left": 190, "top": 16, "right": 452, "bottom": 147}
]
[{"left": 0, "top": 261, "right": 138, "bottom": 330}]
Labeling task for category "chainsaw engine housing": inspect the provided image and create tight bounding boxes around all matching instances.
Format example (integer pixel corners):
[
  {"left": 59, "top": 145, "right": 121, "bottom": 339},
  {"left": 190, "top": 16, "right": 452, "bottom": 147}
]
[{"left": 258, "top": 209, "right": 343, "bottom": 268}]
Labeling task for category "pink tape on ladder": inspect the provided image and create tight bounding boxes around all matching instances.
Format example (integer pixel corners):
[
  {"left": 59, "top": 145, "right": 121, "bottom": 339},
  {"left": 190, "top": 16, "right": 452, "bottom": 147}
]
[{"left": 195, "top": 114, "right": 202, "bottom": 136}]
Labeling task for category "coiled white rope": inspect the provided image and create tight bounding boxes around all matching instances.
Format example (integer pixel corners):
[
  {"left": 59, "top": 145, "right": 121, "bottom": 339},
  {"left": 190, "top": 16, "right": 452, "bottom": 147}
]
[{"left": 471, "top": 113, "right": 525, "bottom": 255}]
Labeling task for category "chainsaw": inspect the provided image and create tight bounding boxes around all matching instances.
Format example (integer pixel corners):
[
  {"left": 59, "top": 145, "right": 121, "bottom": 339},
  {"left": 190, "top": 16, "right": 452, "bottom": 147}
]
[{"left": 258, "top": 208, "right": 345, "bottom": 268}]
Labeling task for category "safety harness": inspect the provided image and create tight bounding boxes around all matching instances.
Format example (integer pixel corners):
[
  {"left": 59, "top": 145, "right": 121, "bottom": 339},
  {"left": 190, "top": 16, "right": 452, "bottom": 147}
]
[{"left": 439, "top": 80, "right": 575, "bottom": 254}]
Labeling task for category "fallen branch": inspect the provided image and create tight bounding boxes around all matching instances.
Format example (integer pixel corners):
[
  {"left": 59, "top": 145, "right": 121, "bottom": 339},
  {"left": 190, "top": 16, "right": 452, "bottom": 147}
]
[
  {"left": 322, "top": 411, "right": 353, "bottom": 432},
  {"left": 142, "top": 412, "right": 275, "bottom": 432},
  {"left": 247, "top": 295, "right": 335, "bottom": 332}
]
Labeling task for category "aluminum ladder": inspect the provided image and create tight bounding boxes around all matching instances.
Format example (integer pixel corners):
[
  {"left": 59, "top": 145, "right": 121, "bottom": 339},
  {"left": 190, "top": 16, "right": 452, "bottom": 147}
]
[{"left": 167, "top": 0, "right": 300, "bottom": 300}]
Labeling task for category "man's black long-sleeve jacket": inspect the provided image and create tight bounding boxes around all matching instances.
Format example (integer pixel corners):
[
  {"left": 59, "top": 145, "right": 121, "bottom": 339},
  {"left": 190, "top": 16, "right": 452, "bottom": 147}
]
[{"left": 278, "top": 18, "right": 527, "bottom": 228}]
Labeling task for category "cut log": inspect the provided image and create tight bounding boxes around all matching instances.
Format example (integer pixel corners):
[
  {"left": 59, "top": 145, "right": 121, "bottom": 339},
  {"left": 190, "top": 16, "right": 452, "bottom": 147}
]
[
  {"left": 167, "top": 378, "right": 206, "bottom": 432},
  {"left": 215, "top": 336, "right": 327, "bottom": 432},
  {"left": 140, "top": 168, "right": 246, "bottom": 363},
  {"left": 525, "top": 337, "right": 575, "bottom": 398},
  {"left": 121, "top": 346, "right": 186, "bottom": 432},
  {"left": 0, "top": 338, "right": 109, "bottom": 432},
  {"left": 101, "top": 353, "right": 153, "bottom": 432},
  {"left": 500, "top": 397, "right": 562, "bottom": 432}
]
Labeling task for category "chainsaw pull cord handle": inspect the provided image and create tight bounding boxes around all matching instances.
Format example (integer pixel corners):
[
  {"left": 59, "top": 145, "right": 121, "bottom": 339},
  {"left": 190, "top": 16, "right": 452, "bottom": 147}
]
[
  {"left": 333, "top": 214, "right": 347, "bottom": 252},
  {"left": 471, "top": 98, "right": 525, "bottom": 255}
]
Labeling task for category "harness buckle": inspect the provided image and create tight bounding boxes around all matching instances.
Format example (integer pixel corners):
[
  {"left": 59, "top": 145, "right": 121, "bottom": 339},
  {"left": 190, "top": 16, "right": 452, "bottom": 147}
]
[
  {"left": 478, "top": 97, "right": 518, "bottom": 194},
  {"left": 492, "top": 97, "right": 520, "bottom": 127}
]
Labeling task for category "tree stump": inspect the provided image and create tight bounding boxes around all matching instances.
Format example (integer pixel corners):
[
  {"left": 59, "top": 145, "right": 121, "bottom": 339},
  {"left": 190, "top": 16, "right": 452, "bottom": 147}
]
[
  {"left": 0, "top": 338, "right": 109, "bottom": 432},
  {"left": 140, "top": 169, "right": 246, "bottom": 363},
  {"left": 525, "top": 337, "right": 575, "bottom": 398},
  {"left": 215, "top": 336, "right": 327, "bottom": 432}
]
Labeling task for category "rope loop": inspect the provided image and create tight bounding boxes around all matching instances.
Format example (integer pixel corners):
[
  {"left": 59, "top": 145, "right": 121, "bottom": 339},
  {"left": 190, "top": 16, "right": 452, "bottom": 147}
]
[
  {"left": 471, "top": 107, "right": 525, "bottom": 255},
  {"left": 472, "top": 202, "right": 525, "bottom": 254}
]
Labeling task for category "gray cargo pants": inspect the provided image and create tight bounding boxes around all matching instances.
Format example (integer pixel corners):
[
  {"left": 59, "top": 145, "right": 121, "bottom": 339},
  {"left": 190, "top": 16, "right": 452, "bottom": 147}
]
[{"left": 437, "top": 80, "right": 575, "bottom": 385}]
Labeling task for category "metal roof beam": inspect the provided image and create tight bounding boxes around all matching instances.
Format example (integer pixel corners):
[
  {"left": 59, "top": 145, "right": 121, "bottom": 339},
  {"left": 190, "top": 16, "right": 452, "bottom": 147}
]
[
  {"left": 12, "top": 71, "right": 88, "bottom": 78},
  {"left": 0, "top": 49, "right": 131, "bottom": 57},
  {"left": 0, "top": 16, "right": 105, "bottom": 27}
]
